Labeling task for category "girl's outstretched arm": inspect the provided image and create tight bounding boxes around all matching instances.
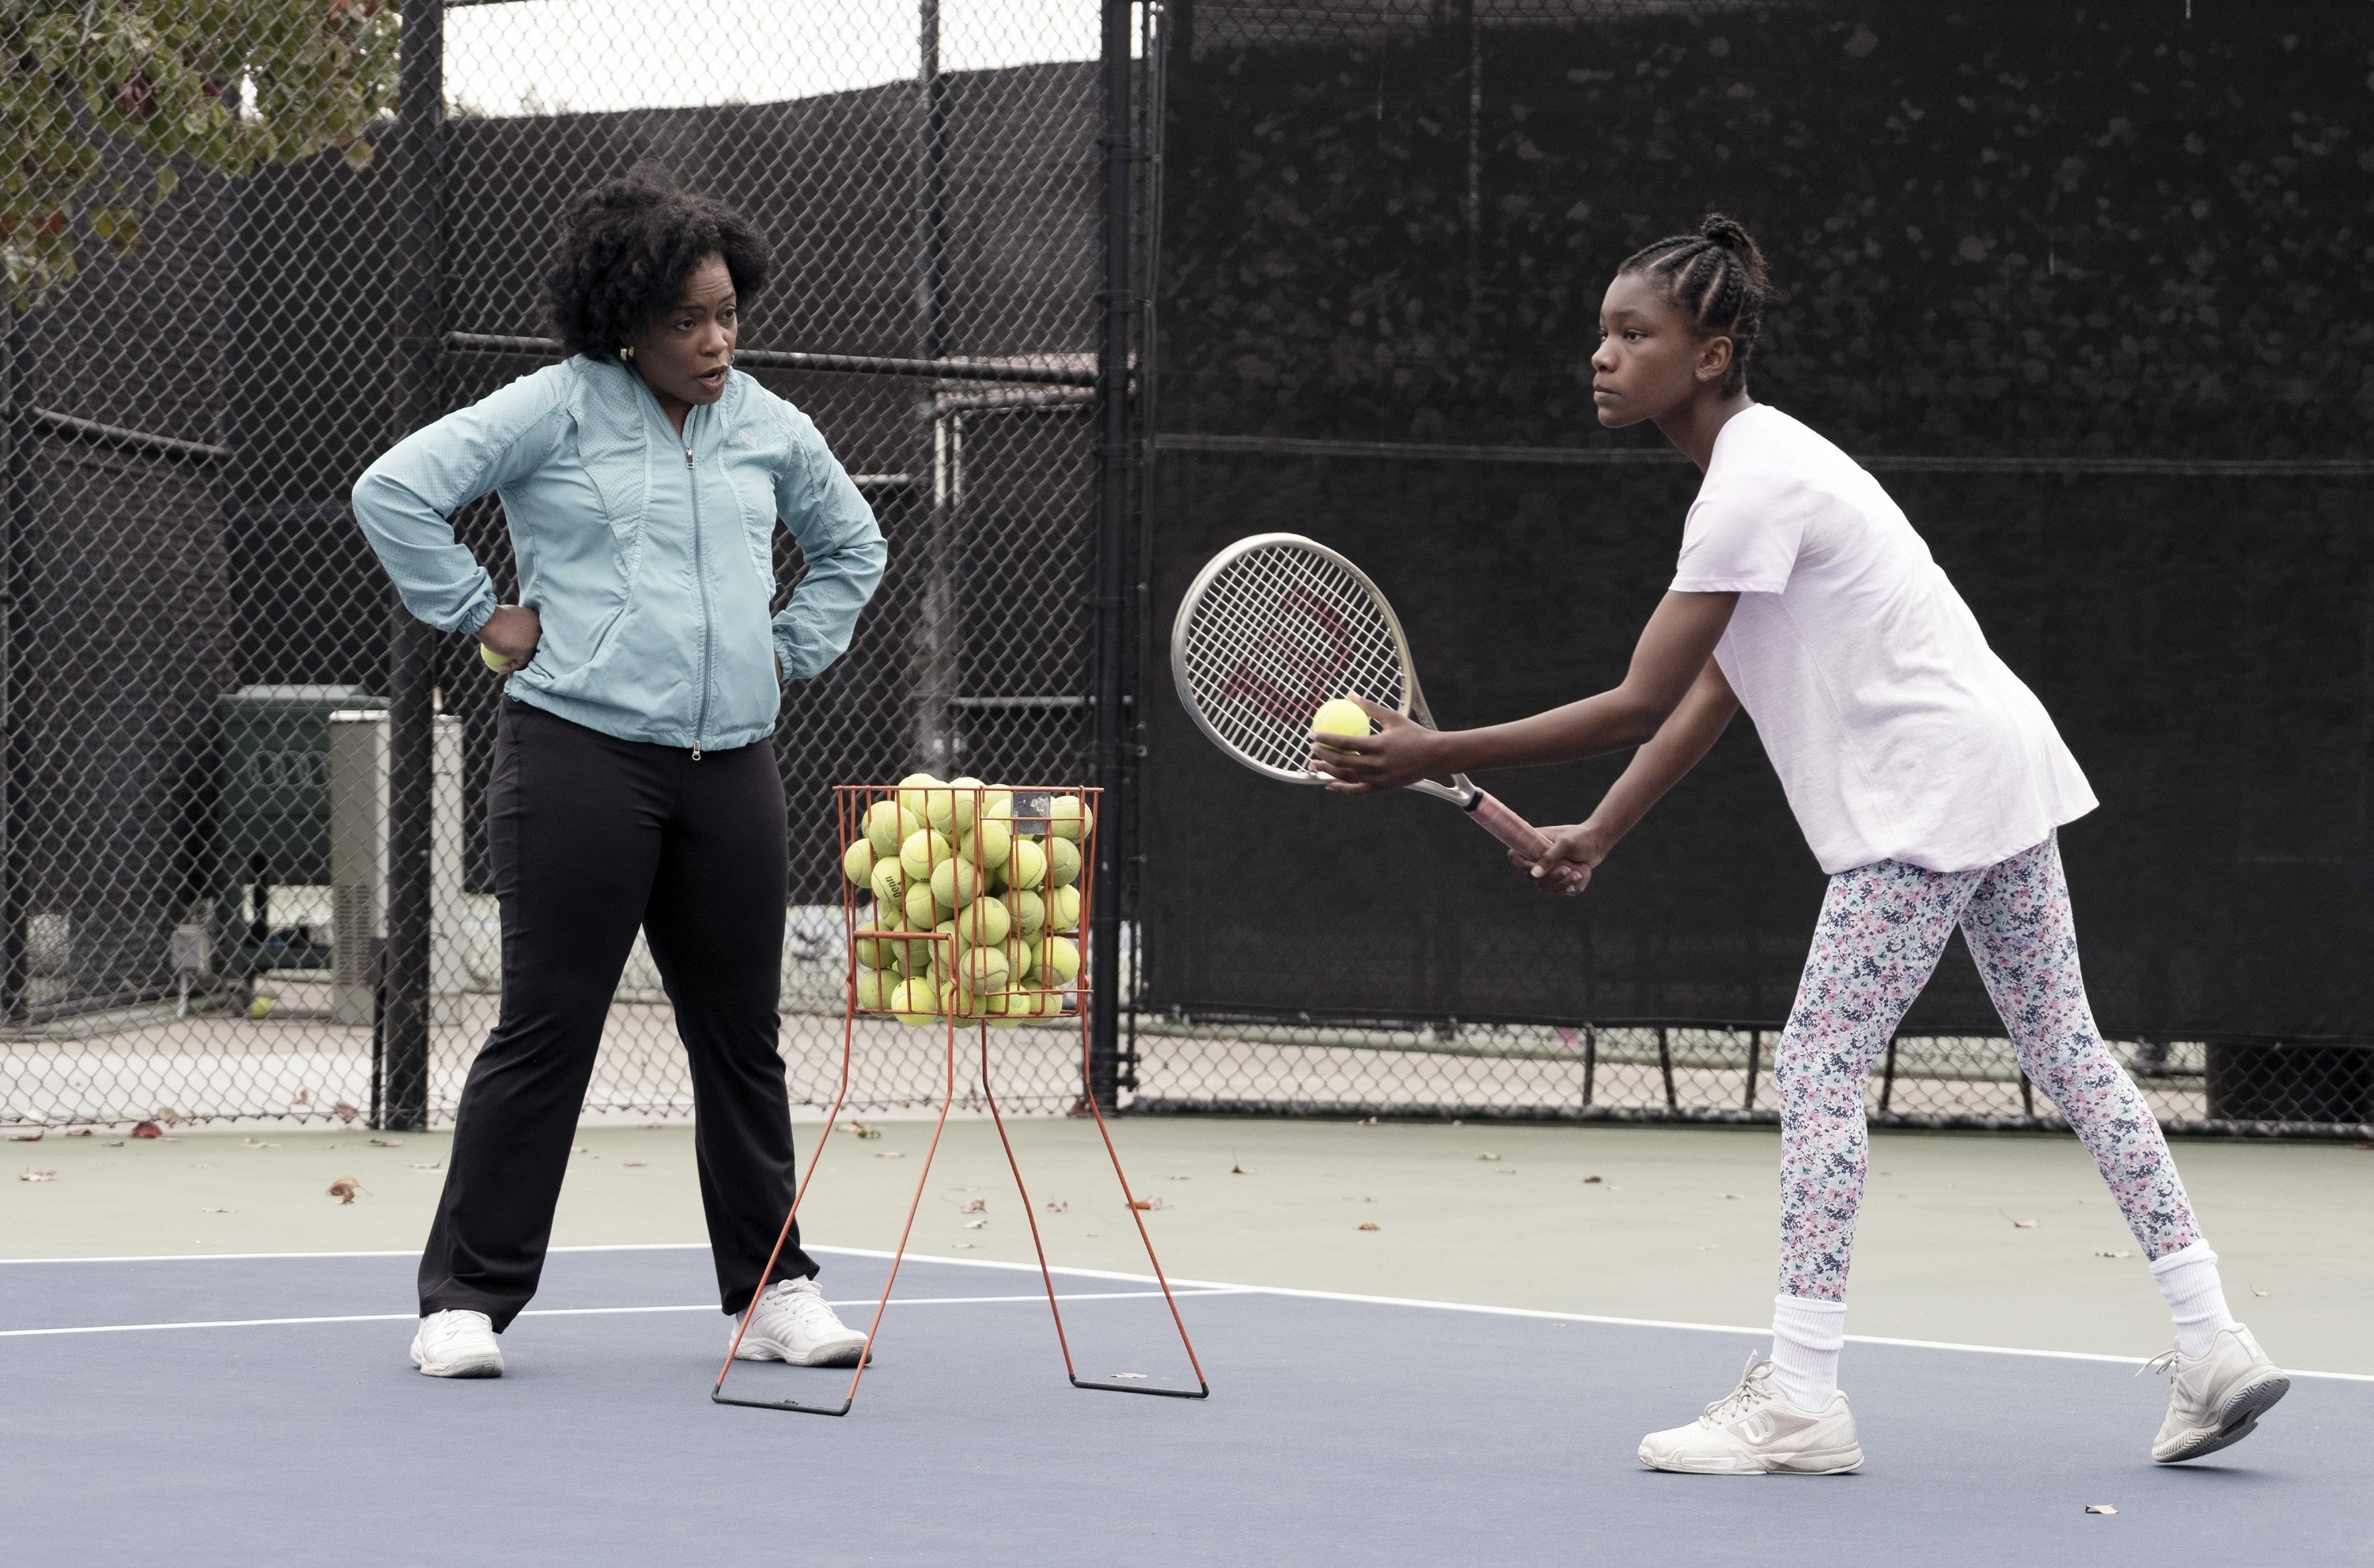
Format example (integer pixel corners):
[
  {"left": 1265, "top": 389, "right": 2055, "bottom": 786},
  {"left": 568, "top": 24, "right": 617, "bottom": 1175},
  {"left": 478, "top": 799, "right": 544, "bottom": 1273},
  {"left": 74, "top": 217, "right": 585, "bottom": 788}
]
[
  {"left": 1515, "top": 657, "right": 1740, "bottom": 896},
  {"left": 1310, "top": 589, "right": 1739, "bottom": 790}
]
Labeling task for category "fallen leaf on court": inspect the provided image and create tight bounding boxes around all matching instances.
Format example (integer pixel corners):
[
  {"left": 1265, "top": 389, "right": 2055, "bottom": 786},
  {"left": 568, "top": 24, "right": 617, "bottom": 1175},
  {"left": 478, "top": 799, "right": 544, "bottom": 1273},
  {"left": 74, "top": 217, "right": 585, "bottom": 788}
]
[
  {"left": 1358, "top": 1116, "right": 1379, "bottom": 1127},
  {"left": 1475, "top": 1153, "right": 1500, "bottom": 1161},
  {"left": 844, "top": 1122, "right": 882, "bottom": 1140},
  {"left": 1583, "top": 1174, "right": 1603, "bottom": 1184},
  {"left": 2251, "top": 1288, "right": 2269, "bottom": 1297},
  {"left": 19, "top": 1168, "right": 56, "bottom": 1181},
  {"left": 963, "top": 1219, "right": 987, "bottom": 1230},
  {"left": 369, "top": 1138, "right": 404, "bottom": 1148},
  {"left": 953, "top": 1243, "right": 976, "bottom": 1250},
  {"left": 130, "top": 1121, "right": 164, "bottom": 1139},
  {"left": 241, "top": 1138, "right": 278, "bottom": 1148},
  {"left": 1128, "top": 1197, "right": 1159, "bottom": 1210},
  {"left": 961, "top": 1199, "right": 987, "bottom": 1213},
  {"left": 1357, "top": 1221, "right": 1380, "bottom": 1231},
  {"left": 570, "top": 1146, "right": 590, "bottom": 1155},
  {"left": 291, "top": 1090, "right": 311, "bottom": 1106},
  {"left": 65, "top": 1128, "right": 93, "bottom": 1138},
  {"left": 1113, "top": 1373, "right": 1148, "bottom": 1381},
  {"left": 2353, "top": 1142, "right": 2372, "bottom": 1151},
  {"left": 1045, "top": 1200, "right": 1068, "bottom": 1213},
  {"left": 2012, "top": 1218, "right": 2038, "bottom": 1229},
  {"left": 1721, "top": 1193, "right": 1742, "bottom": 1199},
  {"left": 1496, "top": 1168, "right": 1517, "bottom": 1176},
  {"left": 333, "top": 1104, "right": 359, "bottom": 1123},
  {"left": 1167, "top": 1175, "right": 1192, "bottom": 1181},
  {"left": 8, "top": 1129, "right": 42, "bottom": 1142},
  {"left": 2084, "top": 1505, "right": 2118, "bottom": 1516},
  {"left": 1230, "top": 1162, "right": 1249, "bottom": 1174},
  {"left": 102, "top": 1140, "right": 123, "bottom": 1147},
  {"left": 410, "top": 1161, "right": 443, "bottom": 1171},
  {"left": 622, "top": 1161, "right": 647, "bottom": 1168},
  {"left": 328, "top": 1176, "right": 362, "bottom": 1204},
  {"left": 2096, "top": 1250, "right": 2133, "bottom": 1259},
  {"left": 153, "top": 1107, "right": 188, "bottom": 1127},
  {"left": 872, "top": 1151, "right": 904, "bottom": 1159},
  {"left": 200, "top": 1207, "right": 233, "bottom": 1214}
]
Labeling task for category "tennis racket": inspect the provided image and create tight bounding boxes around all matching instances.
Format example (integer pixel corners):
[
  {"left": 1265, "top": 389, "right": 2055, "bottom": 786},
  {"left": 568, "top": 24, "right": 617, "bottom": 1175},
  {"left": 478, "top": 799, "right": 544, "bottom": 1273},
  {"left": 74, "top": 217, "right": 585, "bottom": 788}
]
[{"left": 1170, "top": 532, "right": 1556, "bottom": 862}]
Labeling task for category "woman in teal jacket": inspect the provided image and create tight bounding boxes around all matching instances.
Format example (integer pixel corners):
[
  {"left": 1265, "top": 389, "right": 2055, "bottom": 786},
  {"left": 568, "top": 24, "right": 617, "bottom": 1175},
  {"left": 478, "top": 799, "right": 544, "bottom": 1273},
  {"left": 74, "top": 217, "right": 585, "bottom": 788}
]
[{"left": 354, "top": 169, "right": 886, "bottom": 1381}]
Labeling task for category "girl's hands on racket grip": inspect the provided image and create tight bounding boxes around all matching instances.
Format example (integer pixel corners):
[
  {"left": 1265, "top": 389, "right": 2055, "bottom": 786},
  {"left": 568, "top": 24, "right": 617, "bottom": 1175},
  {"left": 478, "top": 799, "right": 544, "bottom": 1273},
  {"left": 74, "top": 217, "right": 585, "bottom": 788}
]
[
  {"left": 1513, "top": 821, "right": 1610, "bottom": 897},
  {"left": 1309, "top": 697, "right": 1443, "bottom": 791}
]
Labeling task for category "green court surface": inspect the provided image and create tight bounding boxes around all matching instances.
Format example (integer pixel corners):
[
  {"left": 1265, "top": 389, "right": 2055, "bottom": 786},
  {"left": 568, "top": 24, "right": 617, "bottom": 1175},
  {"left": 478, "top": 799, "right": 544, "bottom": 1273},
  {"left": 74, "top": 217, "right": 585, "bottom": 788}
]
[{"left": 8, "top": 1115, "right": 2367, "bottom": 1374}]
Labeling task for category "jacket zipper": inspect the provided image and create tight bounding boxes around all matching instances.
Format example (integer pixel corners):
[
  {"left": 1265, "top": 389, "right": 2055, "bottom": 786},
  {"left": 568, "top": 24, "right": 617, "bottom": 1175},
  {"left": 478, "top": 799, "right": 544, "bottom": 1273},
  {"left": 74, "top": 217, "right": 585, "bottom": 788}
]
[{"left": 687, "top": 435, "right": 711, "bottom": 759}]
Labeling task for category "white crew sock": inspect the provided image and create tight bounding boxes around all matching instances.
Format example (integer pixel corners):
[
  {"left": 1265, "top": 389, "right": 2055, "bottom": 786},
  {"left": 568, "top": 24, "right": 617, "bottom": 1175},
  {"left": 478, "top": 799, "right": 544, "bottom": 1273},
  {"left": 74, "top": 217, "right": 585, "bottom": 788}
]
[
  {"left": 1768, "top": 1294, "right": 1847, "bottom": 1411},
  {"left": 2150, "top": 1239, "right": 2237, "bottom": 1359}
]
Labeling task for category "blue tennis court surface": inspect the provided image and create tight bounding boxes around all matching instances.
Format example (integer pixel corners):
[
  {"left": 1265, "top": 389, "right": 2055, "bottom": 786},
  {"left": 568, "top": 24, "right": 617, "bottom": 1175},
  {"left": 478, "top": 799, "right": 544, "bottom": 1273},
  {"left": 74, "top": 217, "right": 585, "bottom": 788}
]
[{"left": 5, "top": 1245, "right": 2367, "bottom": 1566}]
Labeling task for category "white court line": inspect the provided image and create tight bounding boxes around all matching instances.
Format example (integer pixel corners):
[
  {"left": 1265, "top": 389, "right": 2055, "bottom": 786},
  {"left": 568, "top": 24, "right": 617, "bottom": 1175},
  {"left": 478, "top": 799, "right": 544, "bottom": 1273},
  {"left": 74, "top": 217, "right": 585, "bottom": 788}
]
[
  {"left": 6, "top": 1241, "right": 2368, "bottom": 1386},
  {"left": 0, "top": 1287, "right": 1248, "bottom": 1340}
]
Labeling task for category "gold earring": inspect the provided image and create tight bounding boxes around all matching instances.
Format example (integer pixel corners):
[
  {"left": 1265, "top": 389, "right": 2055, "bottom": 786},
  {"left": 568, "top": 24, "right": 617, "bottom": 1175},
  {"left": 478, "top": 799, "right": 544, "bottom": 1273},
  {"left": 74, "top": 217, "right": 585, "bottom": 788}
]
[{"left": 620, "top": 345, "right": 635, "bottom": 362}]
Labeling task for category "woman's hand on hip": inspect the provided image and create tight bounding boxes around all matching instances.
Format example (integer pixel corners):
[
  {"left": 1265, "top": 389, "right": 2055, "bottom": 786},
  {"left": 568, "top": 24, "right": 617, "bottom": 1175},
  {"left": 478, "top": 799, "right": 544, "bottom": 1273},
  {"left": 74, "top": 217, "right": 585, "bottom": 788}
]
[{"left": 477, "top": 605, "right": 542, "bottom": 672}]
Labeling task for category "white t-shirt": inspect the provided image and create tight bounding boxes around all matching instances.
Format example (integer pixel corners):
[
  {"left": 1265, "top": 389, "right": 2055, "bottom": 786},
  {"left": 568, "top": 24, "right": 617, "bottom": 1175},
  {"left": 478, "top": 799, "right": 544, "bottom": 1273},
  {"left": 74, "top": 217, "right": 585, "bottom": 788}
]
[{"left": 1670, "top": 404, "right": 2095, "bottom": 875}]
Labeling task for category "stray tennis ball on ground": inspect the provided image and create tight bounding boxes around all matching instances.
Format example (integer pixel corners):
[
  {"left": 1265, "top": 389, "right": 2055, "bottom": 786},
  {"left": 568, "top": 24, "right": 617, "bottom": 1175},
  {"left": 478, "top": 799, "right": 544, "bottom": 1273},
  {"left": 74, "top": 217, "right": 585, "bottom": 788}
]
[
  {"left": 854, "top": 970, "right": 893, "bottom": 1010},
  {"left": 842, "top": 838, "right": 875, "bottom": 885},
  {"left": 1041, "top": 935, "right": 1081, "bottom": 984},
  {"left": 1048, "top": 884, "right": 1081, "bottom": 934},
  {"left": 869, "top": 858, "right": 906, "bottom": 909},
  {"left": 865, "top": 801, "right": 919, "bottom": 859},
  {"left": 249, "top": 991, "right": 276, "bottom": 1020},
  {"left": 899, "top": 828, "right": 952, "bottom": 881},
  {"left": 1005, "top": 839, "right": 1047, "bottom": 891},
  {"left": 480, "top": 643, "right": 515, "bottom": 675},
  {"left": 931, "top": 857, "right": 981, "bottom": 910},
  {"left": 1002, "top": 888, "right": 1045, "bottom": 937},
  {"left": 889, "top": 977, "right": 940, "bottom": 1025},
  {"left": 902, "top": 881, "right": 940, "bottom": 931},
  {"left": 1045, "top": 836, "right": 1081, "bottom": 889},
  {"left": 896, "top": 772, "right": 942, "bottom": 821},
  {"left": 1311, "top": 697, "right": 1372, "bottom": 747},
  {"left": 960, "top": 896, "right": 1012, "bottom": 949},
  {"left": 1048, "top": 795, "right": 1092, "bottom": 842}
]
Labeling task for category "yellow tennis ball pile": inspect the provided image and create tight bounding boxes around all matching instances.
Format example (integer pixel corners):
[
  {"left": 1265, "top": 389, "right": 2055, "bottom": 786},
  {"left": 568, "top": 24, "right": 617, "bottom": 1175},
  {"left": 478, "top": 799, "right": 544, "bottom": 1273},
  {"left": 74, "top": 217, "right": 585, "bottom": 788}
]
[{"left": 840, "top": 775, "right": 1090, "bottom": 1026}]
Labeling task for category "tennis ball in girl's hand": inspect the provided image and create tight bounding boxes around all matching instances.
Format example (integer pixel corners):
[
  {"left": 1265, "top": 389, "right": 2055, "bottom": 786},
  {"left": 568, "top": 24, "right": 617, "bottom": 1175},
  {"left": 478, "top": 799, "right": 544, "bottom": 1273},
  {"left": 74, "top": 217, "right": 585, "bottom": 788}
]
[
  {"left": 899, "top": 828, "right": 952, "bottom": 881},
  {"left": 479, "top": 643, "right": 516, "bottom": 675},
  {"left": 1313, "top": 696, "right": 1371, "bottom": 738},
  {"left": 865, "top": 801, "right": 919, "bottom": 859},
  {"left": 930, "top": 857, "right": 981, "bottom": 910},
  {"left": 889, "top": 978, "right": 940, "bottom": 1025},
  {"left": 1045, "top": 835, "right": 1081, "bottom": 889},
  {"left": 1004, "top": 838, "right": 1047, "bottom": 891}
]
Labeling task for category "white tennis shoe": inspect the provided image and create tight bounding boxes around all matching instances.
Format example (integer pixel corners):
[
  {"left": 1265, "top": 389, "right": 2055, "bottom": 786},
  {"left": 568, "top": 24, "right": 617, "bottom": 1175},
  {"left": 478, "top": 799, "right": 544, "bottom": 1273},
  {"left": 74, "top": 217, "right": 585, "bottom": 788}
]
[
  {"left": 733, "top": 1277, "right": 870, "bottom": 1368},
  {"left": 2146, "top": 1324, "right": 2289, "bottom": 1463},
  {"left": 410, "top": 1309, "right": 503, "bottom": 1378},
  {"left": 1637, "top": 1357, "right": 1864, "bottom": 1475}
]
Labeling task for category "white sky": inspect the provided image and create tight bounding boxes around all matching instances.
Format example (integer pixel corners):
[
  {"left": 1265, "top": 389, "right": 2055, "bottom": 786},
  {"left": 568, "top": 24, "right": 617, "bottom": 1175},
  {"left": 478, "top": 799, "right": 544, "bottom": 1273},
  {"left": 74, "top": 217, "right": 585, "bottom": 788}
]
[{"left": 446, "top": 0, "right": 1102, "bottom": 117}]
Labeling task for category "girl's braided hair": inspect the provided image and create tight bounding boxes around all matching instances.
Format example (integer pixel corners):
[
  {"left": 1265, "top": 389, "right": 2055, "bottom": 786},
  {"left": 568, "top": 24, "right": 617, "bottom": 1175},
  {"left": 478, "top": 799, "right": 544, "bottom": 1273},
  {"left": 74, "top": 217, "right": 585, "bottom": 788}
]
[
  {"left": 1616, "top": 213, "right": 1772, "bottom": 394},
  {"left": 547, "top": 163, "right": 771, "bottom": 362}
]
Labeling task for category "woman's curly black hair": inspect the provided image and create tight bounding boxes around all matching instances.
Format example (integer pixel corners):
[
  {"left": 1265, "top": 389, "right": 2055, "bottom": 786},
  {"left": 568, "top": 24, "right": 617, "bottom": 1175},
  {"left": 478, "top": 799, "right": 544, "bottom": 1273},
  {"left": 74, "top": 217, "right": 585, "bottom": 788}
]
[
  {"left": 1617, "top": 213, "right": 1773, "bottom": 396},
  {"left": 546, "top": 164, "right": 772, "bottom": 361}
]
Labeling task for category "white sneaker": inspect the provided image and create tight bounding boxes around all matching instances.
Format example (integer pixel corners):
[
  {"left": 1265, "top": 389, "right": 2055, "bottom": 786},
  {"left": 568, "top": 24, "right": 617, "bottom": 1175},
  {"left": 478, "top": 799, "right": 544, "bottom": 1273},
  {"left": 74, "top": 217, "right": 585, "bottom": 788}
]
[
  {"left": 1637, "top": 1357, "right": 1864, "bottom": 1475},
  {"left": 732, "top": 1277, "right": 870, "bottom": 1368},
  {"left": 2146, "top": 1324, "right": 2289, "bottom": 1463},
  {"left": 410, "top": 1309, "right": 503, "bottom": 1378}
]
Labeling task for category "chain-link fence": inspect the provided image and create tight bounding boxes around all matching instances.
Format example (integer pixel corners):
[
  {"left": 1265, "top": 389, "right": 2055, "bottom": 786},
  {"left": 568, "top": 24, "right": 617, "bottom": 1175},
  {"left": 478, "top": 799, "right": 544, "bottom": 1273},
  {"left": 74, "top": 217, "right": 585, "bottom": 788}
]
[
  {"left": 0, "top": 0, "right": 1143, "bottom": 1130},
  {"left": 1126, "top": 0, "right": 2374, "bottom": 1138}
]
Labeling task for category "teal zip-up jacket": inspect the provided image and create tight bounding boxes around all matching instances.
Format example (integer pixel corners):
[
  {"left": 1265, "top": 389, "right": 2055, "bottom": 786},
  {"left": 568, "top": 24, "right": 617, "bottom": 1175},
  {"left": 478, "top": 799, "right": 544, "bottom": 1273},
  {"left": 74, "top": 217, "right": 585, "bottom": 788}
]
[{"left": 351, "top": 356, "right": 886, "bottom": 752}]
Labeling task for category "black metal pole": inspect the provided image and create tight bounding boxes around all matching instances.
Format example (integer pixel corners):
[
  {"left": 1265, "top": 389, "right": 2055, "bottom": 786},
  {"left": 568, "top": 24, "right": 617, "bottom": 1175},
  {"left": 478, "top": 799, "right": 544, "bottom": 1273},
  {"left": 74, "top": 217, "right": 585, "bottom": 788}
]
[
  {"left": 909, "top": 0, "right": 957, "bottom": 777},
  {"left": 382, "top": 0, "right": 445, "bottom": 1132},
  {"left": 1087, "top": 0, "right": 1134, "bottom": 1112},
  {"left": 0, "top": 308, "right": 32, "bottom": 1021}
]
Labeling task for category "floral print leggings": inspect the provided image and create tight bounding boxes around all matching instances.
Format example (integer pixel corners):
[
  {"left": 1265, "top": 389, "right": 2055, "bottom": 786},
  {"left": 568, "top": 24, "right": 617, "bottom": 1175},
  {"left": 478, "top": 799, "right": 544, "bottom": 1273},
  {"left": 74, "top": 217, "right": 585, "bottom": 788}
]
[{"left": 1776, "top": 834, "right": 2199, "bottom": 1301}]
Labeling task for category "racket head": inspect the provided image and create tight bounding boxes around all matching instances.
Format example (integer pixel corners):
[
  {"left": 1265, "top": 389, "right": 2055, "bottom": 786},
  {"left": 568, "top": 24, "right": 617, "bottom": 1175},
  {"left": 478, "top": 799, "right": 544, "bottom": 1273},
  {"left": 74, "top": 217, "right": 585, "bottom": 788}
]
[{"left": 1169, "top": 532, "right": 1420, "bottom": 785}]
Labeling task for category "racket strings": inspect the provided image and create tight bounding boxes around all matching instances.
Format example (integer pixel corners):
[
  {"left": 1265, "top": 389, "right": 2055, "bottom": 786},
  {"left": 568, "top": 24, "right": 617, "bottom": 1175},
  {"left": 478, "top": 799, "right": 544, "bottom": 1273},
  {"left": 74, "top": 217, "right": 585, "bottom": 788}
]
[{"left": 1178, "top": 543, "right": 1407, "bottom": 775}]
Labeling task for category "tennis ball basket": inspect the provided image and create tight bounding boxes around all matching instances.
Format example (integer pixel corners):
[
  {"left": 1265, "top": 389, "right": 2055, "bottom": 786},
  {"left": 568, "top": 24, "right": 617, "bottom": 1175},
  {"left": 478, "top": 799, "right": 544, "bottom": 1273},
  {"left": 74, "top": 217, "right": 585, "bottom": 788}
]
[{"left": 711, "top": 780, "right": 1208, "bottom": 1416}]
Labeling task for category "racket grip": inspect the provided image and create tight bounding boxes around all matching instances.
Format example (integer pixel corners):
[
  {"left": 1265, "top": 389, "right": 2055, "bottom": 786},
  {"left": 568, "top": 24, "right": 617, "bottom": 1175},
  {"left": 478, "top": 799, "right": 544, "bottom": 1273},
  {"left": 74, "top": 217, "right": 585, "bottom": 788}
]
[{"left": 1464, "top": 791, "right": 1555, "bottom": 861}]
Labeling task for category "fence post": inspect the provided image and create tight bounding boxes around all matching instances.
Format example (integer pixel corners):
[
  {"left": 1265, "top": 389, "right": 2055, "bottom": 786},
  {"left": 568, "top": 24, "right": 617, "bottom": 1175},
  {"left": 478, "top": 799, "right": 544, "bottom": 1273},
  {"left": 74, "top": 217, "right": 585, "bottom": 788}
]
[
  {"left": 908, "top": 0, "right": 958, "bottom": 776},
  {"left": 1086, "top": 0, "right": 1135, "bottom": 1113},
  {"left": 380, "top": 0, "right": 446, "bottom": 1133},
  {"left": 0, "top": 309, "right": 29, "bottom": 1021}
]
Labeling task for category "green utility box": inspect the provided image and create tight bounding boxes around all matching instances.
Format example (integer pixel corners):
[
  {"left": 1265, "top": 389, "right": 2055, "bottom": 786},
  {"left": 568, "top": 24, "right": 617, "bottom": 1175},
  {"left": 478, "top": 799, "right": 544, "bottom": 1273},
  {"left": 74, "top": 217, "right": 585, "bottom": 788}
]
[{"left": 215, "top": 685, "right": 383, "bottom": 977}]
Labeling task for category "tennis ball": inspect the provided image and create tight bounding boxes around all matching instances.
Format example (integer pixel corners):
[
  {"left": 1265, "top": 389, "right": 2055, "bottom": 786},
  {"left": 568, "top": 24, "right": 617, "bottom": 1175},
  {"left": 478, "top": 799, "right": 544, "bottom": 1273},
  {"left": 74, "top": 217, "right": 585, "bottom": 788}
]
[
  {"left": 959, "top": 896, "right": 1012, "bottom": 949},
  {"left": 865, "top": 800, "right": 920, "bottom": 859},
  {"left": 1041, "top": 935, "right": 1082, "bottom": 985},
  {"left": 249, "top": 991, "right": 276, "bottom": 1020},
  {"left": 1048, "top": 884, "right": 1081, "bottom": 934},
  {"left": 480, "top": 643, "right": 517, "bottom": 675},
  {"left": 1311, "top": 696, "right": 1372, "bottom": 747},
  {"left": 841, "top": 838, "right": 875, "bottom": 885},
  {"left": 854, "top": 969, "right": 894, "bottom": 1010},
  {"left": 889, "top": 977, "right": 940, "bottom": 1025},
  {"left": 927, "top": 775, "right": 987, "bottom": 836},
  {"left": 899, "top": 828, "right": 952, "bottom": 881},
  {"left": 1002, "top": 888, "right": 1045, "bottom": 937},
  {"left": 854, "top": 933, "right": 897, "bottom": 971},
  {"left": 967, "top": 816, "right": 1013, "bottom": 872},
  {"left": 902, "top": 881, "right": 939, "bottom": 931},
  {"left": 1045, "top": 836, "right": 1081, "bottom": 889},
  {"left": 1000, "top": 934, "right": 1038, "bottom": 982},
  {"left": 869, "top": 858, "right": 906, "bottom": 909},
  {"left": 1048, "top": 796, "right": 1092, "bottom": 843},
  {"left": 896, "top": 772, "right": 943, "bottom": 821},
  {"left": 1005, "top": 838, "right": 1047, "bottom": 891},
  {"left": 930, "top": 856, "right": 981, "bottom": 910},
  {"left": 961, "top": 945, "right": 1011, "bottom": 994}
]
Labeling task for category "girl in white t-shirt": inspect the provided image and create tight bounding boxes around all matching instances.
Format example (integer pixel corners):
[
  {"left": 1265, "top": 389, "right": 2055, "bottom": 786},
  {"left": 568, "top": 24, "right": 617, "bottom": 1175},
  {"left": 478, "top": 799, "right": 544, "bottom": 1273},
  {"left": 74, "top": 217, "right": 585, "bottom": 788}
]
[{"left": 1310, "top": 214, "right": 2286, "bottom": 1474}]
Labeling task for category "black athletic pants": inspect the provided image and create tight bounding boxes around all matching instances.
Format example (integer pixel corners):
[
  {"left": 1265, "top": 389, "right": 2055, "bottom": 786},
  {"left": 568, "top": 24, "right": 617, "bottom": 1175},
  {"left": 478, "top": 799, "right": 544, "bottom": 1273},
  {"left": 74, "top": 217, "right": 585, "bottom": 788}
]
[{"left": 418, "top": 698, "right": 818, "bottom": 1330}]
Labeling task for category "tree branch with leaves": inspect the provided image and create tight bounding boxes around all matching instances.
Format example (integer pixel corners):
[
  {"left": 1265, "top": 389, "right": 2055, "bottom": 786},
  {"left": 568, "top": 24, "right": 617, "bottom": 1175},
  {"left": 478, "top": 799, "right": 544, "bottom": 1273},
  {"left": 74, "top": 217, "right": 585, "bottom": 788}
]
[{"left": 2, "top": 0, "right": 400, "bottom": 309}]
